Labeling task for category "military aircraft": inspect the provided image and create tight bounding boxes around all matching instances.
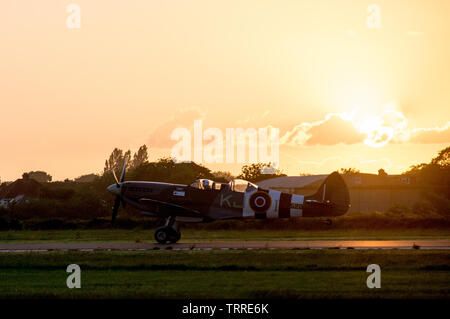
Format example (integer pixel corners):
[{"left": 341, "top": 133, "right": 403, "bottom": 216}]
[{"left": 107, "top": 160, "right": 350, "bottom": 244}]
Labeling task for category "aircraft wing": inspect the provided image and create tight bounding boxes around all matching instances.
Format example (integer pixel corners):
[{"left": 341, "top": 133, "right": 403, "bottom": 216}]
[{"left": 139, "top": 198, "right": 203, "bottom": 218}]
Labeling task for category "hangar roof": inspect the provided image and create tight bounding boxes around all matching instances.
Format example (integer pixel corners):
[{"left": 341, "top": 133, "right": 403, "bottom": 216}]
[{"left": 257, "top": 175, "right": 327, "bottom": 189}]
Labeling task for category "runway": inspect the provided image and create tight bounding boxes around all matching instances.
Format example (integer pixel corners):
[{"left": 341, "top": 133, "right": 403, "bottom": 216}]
[{"left": 0, "top": 240, "right": 449, "bottom": 252}]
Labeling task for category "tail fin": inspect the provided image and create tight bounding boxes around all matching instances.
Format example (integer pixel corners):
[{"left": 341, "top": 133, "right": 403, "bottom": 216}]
[{"left": 303, "top": 171, "right": 350, "bottom": 217}]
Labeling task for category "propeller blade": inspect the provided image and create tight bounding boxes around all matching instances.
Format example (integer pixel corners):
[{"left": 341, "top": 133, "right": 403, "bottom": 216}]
[
  {"left": 112, "top": 196, "right": 121, "bottom": 224},
  {"left": 112, "top": 167, "right": 119, "bottom": 186},
  {"left": 119, "top": 157, "right": 128, "bottom": 183}
]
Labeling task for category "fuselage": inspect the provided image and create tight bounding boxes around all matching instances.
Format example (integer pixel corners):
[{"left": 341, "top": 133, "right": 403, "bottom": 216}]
[{"left": 109, "top": 175, "right": 349, "bottom": 223}]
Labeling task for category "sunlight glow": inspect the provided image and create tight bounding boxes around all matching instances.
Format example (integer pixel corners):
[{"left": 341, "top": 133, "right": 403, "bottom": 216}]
[{"left": 349, "top": 103, "right": 408, "bottom": 148}]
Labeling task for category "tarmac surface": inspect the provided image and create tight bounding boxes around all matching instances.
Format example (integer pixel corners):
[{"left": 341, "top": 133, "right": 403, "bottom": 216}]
[{"left": 0, "top": 240, "right": 449, "bottom": 251}]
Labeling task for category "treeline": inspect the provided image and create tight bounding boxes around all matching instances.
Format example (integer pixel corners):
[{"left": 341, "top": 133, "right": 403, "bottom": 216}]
[
  {"left": 0, "top": 145, "right": 282, "bottom": 221},
  {"left": 0, "top": 145, "right": 448, "bottom": 225},
  {"left": 403, "top": 146, "right": 450, "bottom": 215}
]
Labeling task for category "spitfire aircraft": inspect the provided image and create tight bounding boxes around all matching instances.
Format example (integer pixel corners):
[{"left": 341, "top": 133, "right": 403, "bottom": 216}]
[{"left": 107, "top": 161, "right": 350, "bottom": 244}]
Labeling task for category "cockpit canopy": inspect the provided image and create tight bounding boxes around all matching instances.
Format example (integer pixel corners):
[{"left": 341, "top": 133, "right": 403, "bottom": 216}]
[
  {"left": 189, "top": 178, "right": 258, "bottom": 193},
  {"left": 229, "top": 179, "right": 258, "bottom": 193},
  {"left": 189, "top": 179, "right": 222, "bottom": 190}
]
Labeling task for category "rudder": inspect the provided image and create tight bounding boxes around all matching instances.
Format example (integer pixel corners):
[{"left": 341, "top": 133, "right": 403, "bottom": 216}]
[{"left": 303, "top": 171, "right": 350, "bottom": 217}]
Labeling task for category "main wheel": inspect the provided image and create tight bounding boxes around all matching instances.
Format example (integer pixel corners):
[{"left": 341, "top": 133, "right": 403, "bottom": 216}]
[{"left": 154, "top": 227, "right": 169, "bottom": 244}]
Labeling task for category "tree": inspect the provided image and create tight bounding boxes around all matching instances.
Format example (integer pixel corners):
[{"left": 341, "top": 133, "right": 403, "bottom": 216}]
[
  {"left": 103, "top": 148, "right": 130, "bottom": 174},
  {"left": 104, "top": 145, "right": 148, "bottom": 174},
  {"left": 339, "top": 168, "right": 360, "bottom": 175},
  {"left": 431, "top": 146, "right": 450, "bottom": 167},
  {"left": 131, "top": 145, "right": 149, "bottom": 168},
  {"left": 74, "top": 174, "right": 98, "bottom": 183},
  {"left": 404, "top": 163, "right": 428, "bottom": 174},
  {"left": 212, "top": 171, "right": 234, "bottom": 182},
  {"left": 403, "top": 146, "right": 450, "bottom": 215},
  {"left": 299, "top": 172, "right": 313, "bottom": 176},
  {"left": 237, "top": 163, "right": 285, "bottom": 182},
  {"left": 24, "top": 171, "right": 52, "bottom": 183},
  {"left": 127, "top": 158, "right": 214, "bottom": 184},
  {"left": 378, "top": 169, "right": 388, "bottom": 176}
]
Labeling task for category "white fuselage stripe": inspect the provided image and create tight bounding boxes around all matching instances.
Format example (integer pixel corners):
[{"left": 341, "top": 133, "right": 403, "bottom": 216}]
[
  {"left": 266, "top": 190, "right": 281, "bottom": 218},
  {"left": 290, "top": 194, "right": 304, "bottom": 217}
]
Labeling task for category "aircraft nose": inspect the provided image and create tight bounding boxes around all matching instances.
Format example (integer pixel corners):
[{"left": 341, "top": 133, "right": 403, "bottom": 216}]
[{"left": 107, "top": 184, "right": 121, "bottom": 196}]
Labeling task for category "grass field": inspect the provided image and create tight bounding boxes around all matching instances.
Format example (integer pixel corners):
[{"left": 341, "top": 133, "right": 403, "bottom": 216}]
[
  {"left": 0, "top": 228, "right": 449, "bottom": 243},
  {"left": 1, "top": 228, "right": 448, "bottom": 299},
  {"left": 0, "top": 250, "right": 449, "bottom": 298}
]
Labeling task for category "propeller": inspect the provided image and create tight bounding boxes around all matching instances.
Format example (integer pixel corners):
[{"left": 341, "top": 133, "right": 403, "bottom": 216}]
[
  {"left": 112, "top": 196, "right": 121, "bottom": 223},
  {"left": 112, "top": 158, "right": 128, "bottom": 186},
  {"left": 109, "top": 157, "right": 128, "bottom": 224}
]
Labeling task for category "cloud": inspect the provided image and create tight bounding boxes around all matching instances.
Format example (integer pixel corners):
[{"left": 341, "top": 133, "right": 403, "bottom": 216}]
[
  {"left": 281, "top": 106, "right": 449, "bottom": 148},
  {"left": 307, "top": 116, "right": 366, "bottom": 145},
  {"left": 148, "top": 108, "right": 204, "bottom": 148},
  {"left": 281, "top": 110, "right": 370, "bottom": 147},
  {"left": 356, "top": 110, "right": 408, "bottom": 147},
  {"left": 151, "top": 104, "right": 449, "bottom": 150},
  {"left": 281, "top": 114, "right": 365, "bottom": 146},
  {"left": 407, "top": 123, "right": 450, "bottom": 144}
]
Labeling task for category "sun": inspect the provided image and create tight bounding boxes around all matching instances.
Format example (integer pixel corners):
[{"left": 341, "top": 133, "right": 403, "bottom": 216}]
[
  {"left": 358, "top": 116, "right": 383, "bottom": 134},
  {"left": 346, "top": 102, "right": 408, "bottom": 148},
  {"left": 353, "top": 115, "right": 394, "bottom": 148}
]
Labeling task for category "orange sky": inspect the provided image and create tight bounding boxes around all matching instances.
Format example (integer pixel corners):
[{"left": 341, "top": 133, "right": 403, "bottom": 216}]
[{"left": 1, "top": 0, "right": 449, "bottom": 181}]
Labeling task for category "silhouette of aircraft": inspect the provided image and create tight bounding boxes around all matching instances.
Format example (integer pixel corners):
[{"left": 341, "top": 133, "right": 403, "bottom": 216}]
[{"left": 107, "top": 160, "right": 350, "bottom": 244}]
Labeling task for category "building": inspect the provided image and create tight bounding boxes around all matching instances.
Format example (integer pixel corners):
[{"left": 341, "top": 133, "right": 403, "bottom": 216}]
[
  {"left": 0, "top": 178, "right": 42, "bottom": 209},
  {"left": 256, "top": 173, "right": 425, "bottom": 213}
]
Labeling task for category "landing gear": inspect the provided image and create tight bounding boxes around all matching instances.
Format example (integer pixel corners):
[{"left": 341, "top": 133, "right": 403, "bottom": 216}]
[
  {"left": 323, "top": 218, "right": 332, "bottom": 225},
  {"left": 154, "top": 216, "right": 181, "bottom": 244},
  {"left": 154, "top": 227, "right": 180, "bottom": 244}
]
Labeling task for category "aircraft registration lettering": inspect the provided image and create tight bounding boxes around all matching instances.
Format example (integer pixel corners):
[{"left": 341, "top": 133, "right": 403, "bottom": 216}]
[{"left": 220, "top": 194, "right": 243, "bottom": 208}]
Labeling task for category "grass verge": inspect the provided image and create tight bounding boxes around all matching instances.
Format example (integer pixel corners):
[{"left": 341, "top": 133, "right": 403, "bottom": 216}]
[{"left": 0, "top": 250, "right": 449, "bottom": 298}]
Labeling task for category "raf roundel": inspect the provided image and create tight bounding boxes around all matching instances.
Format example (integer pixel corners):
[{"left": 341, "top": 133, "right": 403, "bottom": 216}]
[{"left": 249, "top": 191, "right": 272, "bottom": 213}]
